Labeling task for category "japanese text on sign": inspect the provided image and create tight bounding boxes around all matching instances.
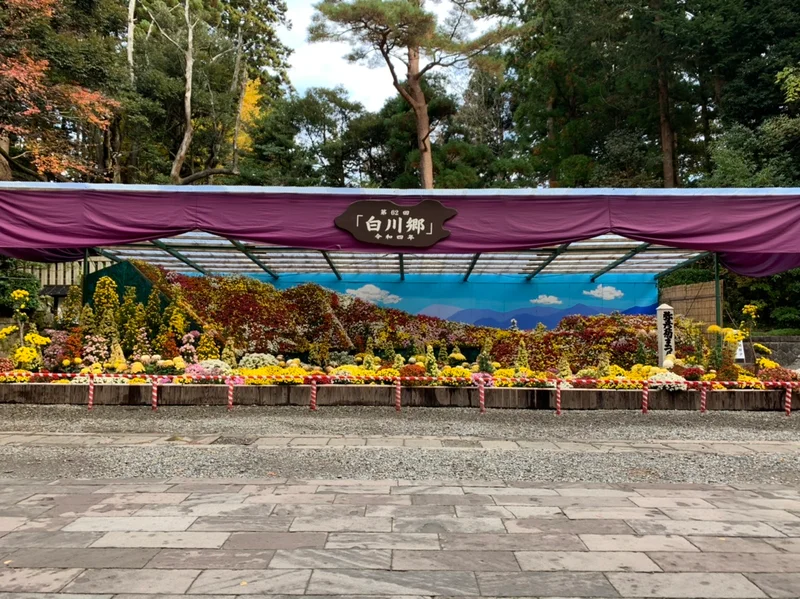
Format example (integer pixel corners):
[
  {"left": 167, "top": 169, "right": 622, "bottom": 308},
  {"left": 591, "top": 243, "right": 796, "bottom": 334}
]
[{"left": 335, "top": 200, "right": 457, "bottom": 248}]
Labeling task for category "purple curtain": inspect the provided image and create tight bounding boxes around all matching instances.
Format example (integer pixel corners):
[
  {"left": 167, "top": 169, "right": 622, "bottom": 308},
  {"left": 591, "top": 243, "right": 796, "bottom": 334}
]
[{"left": 2, "top": 186, "right": 800, "bottom": 276}]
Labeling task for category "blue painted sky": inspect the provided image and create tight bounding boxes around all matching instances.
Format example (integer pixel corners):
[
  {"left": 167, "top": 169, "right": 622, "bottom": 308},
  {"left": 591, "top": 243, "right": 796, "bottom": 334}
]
[{"left": 252, "top": 273, "right": 658, "bottom": 328}]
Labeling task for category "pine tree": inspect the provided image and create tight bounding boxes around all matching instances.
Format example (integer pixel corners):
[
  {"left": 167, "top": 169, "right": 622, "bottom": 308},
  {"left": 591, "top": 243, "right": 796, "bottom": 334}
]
[
  {"left": 79, "top": 304, "right": 96, "bottom": 334},
  {"left": 197, "top": 333, "right": 220, "bottom": 361},
  {"left": 118, "top": 287, "right": 137, "bottom": 333},
  {"left": 425, "top": 344, "right": 440, "bottom": 377},
  {"left": 123, "top": 304, "right": 147, "bottom": 355},
  {"left": 221, "top": 340, "right": 238, "bottom": 368},
  {"left": 145, "top": 288, "right": 162, "bottom": 339},
  {"left": 514, "top": 341, "right": 529, "bottom": 372},
  {"left": 438, "top": 342, "right": 448, "bottom": 364},
  {"left": 477, "top": 339, "right": 495, "bottom": 374}
]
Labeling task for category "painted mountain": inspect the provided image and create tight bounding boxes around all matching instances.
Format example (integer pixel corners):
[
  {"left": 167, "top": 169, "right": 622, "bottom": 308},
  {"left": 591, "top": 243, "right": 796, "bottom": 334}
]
[{"left": 446, "top": 303, "right": 659, "bottom": 329}]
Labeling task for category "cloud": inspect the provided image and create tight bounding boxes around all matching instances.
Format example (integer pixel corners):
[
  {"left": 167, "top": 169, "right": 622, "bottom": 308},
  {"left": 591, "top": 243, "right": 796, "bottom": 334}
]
[
  {"left": 530, "top": 295, "right": 562, "bottom": 306},
  {"left": 583, "top": 284, "right": 624, "bottom": 301},
  {"left": 346, "top": 284, "right": 401, "bottom": 305}
]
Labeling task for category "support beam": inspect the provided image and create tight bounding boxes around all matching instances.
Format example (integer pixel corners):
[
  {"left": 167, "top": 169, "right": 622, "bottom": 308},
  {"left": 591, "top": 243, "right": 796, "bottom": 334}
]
[
  {"left": 714, "top": 253, "right": 722, "bottom": 327},
  {"left": 93, "top": 248, "right": 123, "bottom": 263},
  {"left": 463, "top": 253, "right": 481, "bottom": 282},
  {"left": 591, "top": 243, "right": 650, "bottom": 282},
  {"left": 526, "top": 244, "right": 569, "bottom": 281},
  {"left": 321, "top": 251, "right": 341, "bottom": 280},
  {"left": 151, "top": 240, "right": 210, "bottom": 275},
  {"left": 82, "top": 248, "right": 89, "bottom": 302},
  {"left": 653, "top": 252, "right": 710, "bottom": 280},
  {"left": 229, "top": 239, "right": 278, "bottom": 279},
  {"left": 398, "top": 254, "right": 405, "bottom": 281}
]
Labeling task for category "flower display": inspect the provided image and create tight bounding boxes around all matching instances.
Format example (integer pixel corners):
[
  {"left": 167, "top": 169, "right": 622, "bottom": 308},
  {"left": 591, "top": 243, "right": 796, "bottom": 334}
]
[{"left": 647, "top": 371, "right": 688, "bottom": 392}]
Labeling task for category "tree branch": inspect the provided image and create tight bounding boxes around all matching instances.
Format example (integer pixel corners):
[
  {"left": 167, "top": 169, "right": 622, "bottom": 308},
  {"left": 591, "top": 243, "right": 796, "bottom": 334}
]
[
  {"left": 378, "top": 38, "right": 415, "bottom": 105},
  {"left": 0, "top": 145, "right": 46, "bottom": 181},
  {"left": 146, "top": 8, "right": 182, "bottom": 50},
  {"left": 179, "top": 167, "right": 238, "bottom": 185}
]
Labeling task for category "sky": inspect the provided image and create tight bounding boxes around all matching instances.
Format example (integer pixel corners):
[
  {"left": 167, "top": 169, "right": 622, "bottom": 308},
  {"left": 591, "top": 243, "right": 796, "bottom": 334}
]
[
  {"left": 279, "top": 0, "right": 396, "bottom": 111},
  {"left": 278, "top": 0, "right": 468, "bottom": 112}
]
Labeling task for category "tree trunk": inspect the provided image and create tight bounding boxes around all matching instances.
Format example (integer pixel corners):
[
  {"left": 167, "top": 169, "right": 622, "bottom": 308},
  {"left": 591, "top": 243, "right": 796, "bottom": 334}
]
[
  {"left": 0, "top": 135, "right": 12, "bottom": 181},
  {"left": 546, "top": 93, "right": 558, "bottom": 188},
  {"left": 230, "top": 24, "right": 243, "bottom": 94},
  {"left": 656, "top": 56, "right": 677, "bottom": 188},
  {"left": 407, "top": 45, "right": 433, "bottom": 189},
  {"left": 127, "top": 0, "right": 136, "bottom": 85},
  {"left": 231, "top": 71, "right": 247, "bottom": 172},
  {"left": 170, "top": 0, "right": 194, "bottom": 184}
]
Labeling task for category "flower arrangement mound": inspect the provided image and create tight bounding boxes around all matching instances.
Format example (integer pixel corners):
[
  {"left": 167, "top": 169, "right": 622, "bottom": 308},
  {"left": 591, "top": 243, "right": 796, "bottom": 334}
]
[{"left": 0, "top": 274, "right": 796, "bottom": 397}]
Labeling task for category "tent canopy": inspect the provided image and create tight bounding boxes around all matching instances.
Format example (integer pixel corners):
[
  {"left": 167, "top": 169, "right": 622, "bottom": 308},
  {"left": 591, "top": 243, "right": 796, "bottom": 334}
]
[{"left": 1, "top": 183, "right": 800, "bottom": 278}]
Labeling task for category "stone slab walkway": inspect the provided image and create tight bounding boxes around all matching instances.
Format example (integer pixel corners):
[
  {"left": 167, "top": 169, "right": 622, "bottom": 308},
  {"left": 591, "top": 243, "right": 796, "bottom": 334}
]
[
  {"left": 2, "top": 431, "right": 800, "bottom": 455},
  {"left": 3, "top": 479, "right": 800, "bottom": 597}
]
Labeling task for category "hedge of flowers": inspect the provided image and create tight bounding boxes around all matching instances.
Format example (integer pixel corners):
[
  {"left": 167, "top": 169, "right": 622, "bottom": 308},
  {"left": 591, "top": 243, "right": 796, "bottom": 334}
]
[{"left": 0, "top": 272, "right": 797, "bottom": 391}]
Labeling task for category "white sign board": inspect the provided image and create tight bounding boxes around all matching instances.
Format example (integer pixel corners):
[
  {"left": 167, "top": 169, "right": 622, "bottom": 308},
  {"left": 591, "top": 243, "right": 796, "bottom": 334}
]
[
  {"left": 656, "top": 304, "right": 675, "bottom": 367},
  {"left": 735, "top": 340, "right": 745, "bottom": 361}
]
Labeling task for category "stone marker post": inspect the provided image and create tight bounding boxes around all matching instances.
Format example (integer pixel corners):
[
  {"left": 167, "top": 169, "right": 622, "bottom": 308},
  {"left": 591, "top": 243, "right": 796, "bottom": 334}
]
[{"left": 657, "top": 303, "right": 675, "bottom": 367}]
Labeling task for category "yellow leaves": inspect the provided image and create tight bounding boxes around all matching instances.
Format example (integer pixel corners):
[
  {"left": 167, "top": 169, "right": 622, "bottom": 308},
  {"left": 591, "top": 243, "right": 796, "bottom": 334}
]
[{"left": 237, "top": 79, "right": 262, "bottom": 152}]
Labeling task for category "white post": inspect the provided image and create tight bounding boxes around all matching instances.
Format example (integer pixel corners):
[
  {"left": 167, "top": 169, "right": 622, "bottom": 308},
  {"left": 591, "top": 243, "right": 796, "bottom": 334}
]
[{"left": 657, "top": 303, "right": 675, "bottom": 367}]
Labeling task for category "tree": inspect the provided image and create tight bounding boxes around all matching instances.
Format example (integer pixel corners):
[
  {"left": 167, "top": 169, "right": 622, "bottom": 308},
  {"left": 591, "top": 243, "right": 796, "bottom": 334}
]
[{"left": 309, "top": 0, "right": 518, "bottom": 188}]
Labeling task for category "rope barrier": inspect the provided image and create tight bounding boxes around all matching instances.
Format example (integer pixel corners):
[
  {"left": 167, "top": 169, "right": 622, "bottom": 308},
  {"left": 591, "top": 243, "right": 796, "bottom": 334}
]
[
  {"left": 395, "top": 378, "right": 401, "bottom": 412},
  {"left": 151, "top": 376, "right": 158, "bottom": 411},
  {"left": 479, "top": 378, "right": 486, "bottom": 414},
  {"left": 227, "top": 377, "right": 235, "bottom": 411},
  {"left": 641, "top": 381, "right": 649, "bottom": 414},
  {"left": 310, "top": 379, "right": 317, "bottom": 411},
  {"left": 87, "top": 374, "right": 94, "bottom": 411},
  {"left": 555, "top": 379, "right": 562, "bottom": 416},
  {"left": 700, "top": 383, "right": 707, "bottom": 413}
]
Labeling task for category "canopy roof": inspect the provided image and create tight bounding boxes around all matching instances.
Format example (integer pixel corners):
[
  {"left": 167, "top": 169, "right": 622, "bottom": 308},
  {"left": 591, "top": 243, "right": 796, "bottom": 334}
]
[{"left": 1, "top": 183, "right": 799, "bottom": 278}]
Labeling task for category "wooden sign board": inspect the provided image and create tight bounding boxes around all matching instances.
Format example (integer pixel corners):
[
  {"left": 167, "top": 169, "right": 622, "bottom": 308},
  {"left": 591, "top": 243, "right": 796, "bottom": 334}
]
[{"left": 335, "top": 200, "right": 457, "bottom": 248}]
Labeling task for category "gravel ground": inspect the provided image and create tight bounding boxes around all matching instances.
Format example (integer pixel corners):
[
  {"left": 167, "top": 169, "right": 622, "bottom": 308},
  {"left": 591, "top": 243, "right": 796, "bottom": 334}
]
[
  {"left": 1, "top": 445, "right": 799, "bottom": 484},
  {"left": 1, "top": 405, "right": 799, "bottom": 441}
]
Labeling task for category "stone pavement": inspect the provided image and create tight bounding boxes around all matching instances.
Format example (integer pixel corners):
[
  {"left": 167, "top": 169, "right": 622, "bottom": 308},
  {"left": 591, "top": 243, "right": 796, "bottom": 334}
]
[
  {"left": 3, "top": 480, "right": 800, "bottom": 597},
  {"left": 2, "top": 431, "right": 800, "bottom": 454}
]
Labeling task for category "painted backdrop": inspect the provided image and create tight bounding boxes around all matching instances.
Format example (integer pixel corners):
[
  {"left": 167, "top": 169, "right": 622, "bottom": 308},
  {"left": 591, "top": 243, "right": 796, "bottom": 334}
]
[{"left": 254, "top": 273, "right": 658, "bottom": 329}]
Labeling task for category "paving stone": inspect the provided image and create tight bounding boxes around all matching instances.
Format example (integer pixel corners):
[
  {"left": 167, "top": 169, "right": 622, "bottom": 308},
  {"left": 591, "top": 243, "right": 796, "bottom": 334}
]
[
  {"left": 440, "top": 533, "right": 585, "bottom": 552},
  {"left": 326, "top": 438, "right": 367, "bottom": 446},
  {"left": 271, "top": 485, "right": 320, "bottom": 495},
  {"left": 0, "top": 568, "right": 82, "bottom": 592},
  {"left": 247, "top": 494, "right": 336, "bottom": 505},
  {"left": 307, "top": 569, "right": 479, "bottom": 596},
  {"left": 271, "top": 505, "right": 365, "bottom": 518},
  {"left": 764, "top": 538, "right": 800, "bottom": 552},
  {"left": 660, "top": 508, "right": 800, "bottom": 522},
  {"left": 393, "top": 517, "right": 506, "bottom": 534},
  {"left": 760, "top": 521, "right": 800, "bottom": 537},
  {"left": 288, "top": 437, "right": 329, "bottom": 446},
  {"left": 334, "top": 495, "right": 411, "bottom": 506},
  {"left": 365, "top": 505, "right": 455, "bottom": 518},
  {"left": 392, "top": 550, "right": 520, "bottom": 571},
  {"left": 136, "top": 504, "right": 274, "bottom": 518},
  {"left": 325, "top": 533, "right": 439, "bottom": 550},
  {"left": 365, "top": 438, "right": 404, "bottom": 447},
  {"left": 635, "top": 489, "right": 760, "bottom": 499},
  {"left": 3, "top": 547, "right": 158, "bottom": 568},
  {"left": 391, "top": 486, "right": 465, "bottom": 495},
  {"left": 649, "top": 551, "right": 800, "bottom": 573},
  {"left": 64, "top": 516, "right": 197, "bottom": 532},
  {"left": 169, "top": 484, "right": 245, "bottom": 494},
  {"left": 182, "top": 493, "right": 247, "bottom": 506},
  {"left": 269, "top": 549, "right": 390, "bottom": 569},
  {"left": 746, "top": 573, "right": 800, "bottom": 598},
  {"left": 189, "top": 569, "right": 311, "bottom": 594},
  {"left": 631, "top": 497, "right": 716, "bottom": 508},
  {"left": 580, "top": 534, "right": 699, "bottom": 552},
  {"left": 409, "top": 494, "right": 493, "bottom": 506},
  {"left": 627, "top": 520, "right": 785, "bottom": 538},
  {"left": 12, "top": 517, "right": 76, "bottom": 531},
  {"left": 402, "top": 439, "right": 442, "bottom": 448},
  {"left": 454, "top": 506, "right": 517, "bottom": 518},
  {"left": 476, "top": 571, "right": 619, "bottom": 597},
  {"left": 0, "top": 520, "right": 24, "bottom": 533},
  {"left": 607, "top": 572, "right": 767, "bottom": 598},
  {"left": 712, "top": 498, "right": 800, "bottom": 511},
  {"left": 464, "top": 487, "right": 557, "bottom": 496},
  {"left": 515, "top": 550, "right": 661, "bottom": 572},
  {"left": 500, "top": 495, "right": 637, "bottom": 508},
  {"left": 564, "top": 507, "right": 668, "bottom": 520},
  {"left": 100, "top": 493, "right": 189, "bottom": 505},
  {"left": 224, "top": 532, "right": 326, "bottom": 550},
  {"left": 64, "top": 568, "right": 200, "bottom": 595},
  {"left": 253, "top": 437, "right": 291, "bottom": 446},
  {"left": 93, "top": 484, "right": 173, "bottom": 494},
  {"left": 290, "top": 516, "right": 391, "bottom": 533},
  {"left": 91, "top": 531, "right": 229, "bottom": 548},
  {"left": 189, "top": 517, "right": 293, "bottom": 532},
  {"left": 0, "top": 594, "right": 111, "bottom": 599},
  {"left": 148, "top": 548, "right": 275, "bottom": 569},
  {"left": 504, "top": 518, "right": 634, "bottom": 535},
  {"left": 479, "top": 440, "right": 519, "bottom": 449},
  {"left": 515, "top": 440, "right": 559, "bottom": 449},
  {"left": 317, "top": 484, "right": 391, "bottom": 494},
  {"left": 0, "top": 532, "right": 102, "bottom": 548},
  {"left": 688, "top": 537, "right": 779, "bottom": 553}
]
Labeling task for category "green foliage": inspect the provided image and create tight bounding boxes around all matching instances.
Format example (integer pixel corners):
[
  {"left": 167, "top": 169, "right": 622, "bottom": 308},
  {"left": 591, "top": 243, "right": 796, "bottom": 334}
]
[
  {"left": 123, "top": 303, "right": 147, "bottom": 355},
  {"left": 658, "top": 268, "right": 714, "bottom": 290},
  {"left": 145, "top": 288, "right": 162, "bottom": 339},
  {"left": 425, "top": 344, "right": 440, "bottom": 377},
  {"left": 221, "top": 340, "right": 238, "bottom": 368},
  {"left": 60, "top": 286, "right": 83, "bottom": 325},
  {"left": 118, "top": 286, "right": 137, "bottom": 333},
  {"left": 437, "top": 342, "right": 448, "bottom": 364},
  {"left": 477, "top": 340, "right": 495, "bottom": 374},
  {"left": 514, "top": 341, "right": 529, "bottom": 372},
  {"left": 79, "top": 304, "right": 96, "bottom": 334},
  {"left": 0, "top": 259, "right": 41, "bottom": 315},
  {"left": 96, "top": 309, "right": 119, "bottom": 343}
]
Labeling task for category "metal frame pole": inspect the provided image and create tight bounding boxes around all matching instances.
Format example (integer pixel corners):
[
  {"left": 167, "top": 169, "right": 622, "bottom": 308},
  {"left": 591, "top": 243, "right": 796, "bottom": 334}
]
[{"left": 714, "top": 253, "right": 722, "bottom": 327}]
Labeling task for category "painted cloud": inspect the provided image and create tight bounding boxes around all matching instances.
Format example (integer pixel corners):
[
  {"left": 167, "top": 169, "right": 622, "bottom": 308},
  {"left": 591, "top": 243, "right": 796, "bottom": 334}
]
[
  {"left": 346, "top": 284, "right": 401, "bottom": 305},
  {"left": 583, "top": 284, "right": 624, "bottom": 301},
  {"left": 530, "top": 294, "right": 563, "bottom": 306}
]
